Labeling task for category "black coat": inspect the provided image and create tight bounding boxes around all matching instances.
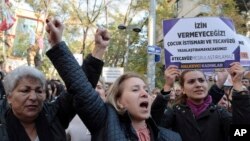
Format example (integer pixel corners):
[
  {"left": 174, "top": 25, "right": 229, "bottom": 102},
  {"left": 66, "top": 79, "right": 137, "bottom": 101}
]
[
  {"left": 47, "top": 41, "right": 182, "bottom": 141},
  {"left": 0, "top": 46, "right": 103, "bottom": 141},
  {"left": 151, "top": 90, "right": 250, "bottom": 141}
]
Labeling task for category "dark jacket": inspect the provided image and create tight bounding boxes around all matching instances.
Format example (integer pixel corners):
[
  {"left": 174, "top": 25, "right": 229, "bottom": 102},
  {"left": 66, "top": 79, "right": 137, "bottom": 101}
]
[
  {"left": 0, "top": 46, "right": 103, "bottom": 141},
  {"left": 0, "top": 80, "right": 5, "bottom": 100},
  {"left": 208, "top": 84, "right": 225, "bottom": 104},
  {"left": 151, "top": 90, "right": 250, "bottom": 141},
  {"left": 47, "top": 41, "right": 182, "bottom": 141}
]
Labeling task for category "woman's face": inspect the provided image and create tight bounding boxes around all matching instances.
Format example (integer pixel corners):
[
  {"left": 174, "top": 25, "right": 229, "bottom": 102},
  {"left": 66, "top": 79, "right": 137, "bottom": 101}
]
[
  {"left": 117, "top": 77, "right": 152, "bottom": 121},
  {"left": 169, "top": 90, "right": 176, "bottom": 100},
  {"left": 47, "top": 84, "right": 53, "bottom": 95},
  {"left": 218, "top": 94, "right": 230, "bottom": 109},
  {"left": 95, "top": 81, "right": 106, "bottom": 101},
  {"left": 174, "top": 85, "right": 182, "bottom": 96},
  {"left": 183, "top": 71, "right": 208, "bottom": 104},
  {"left": 7, "top": 77, "right": 45, "bottom": 122}
]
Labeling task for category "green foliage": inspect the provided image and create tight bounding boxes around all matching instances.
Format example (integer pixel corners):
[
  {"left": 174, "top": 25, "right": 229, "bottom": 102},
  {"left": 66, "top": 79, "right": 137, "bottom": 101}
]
[
  {"left": 12, "top": 32, "right": 29, "bottom": 57},
  {"left": 17, "top": 0, "right": 248, "bottom": 89},
  {"left": 104, "top": 28, "right": 127, "bottom": 67},
  {"left": 200, "top": 0, "right": 246, "bottom": 34},
  {"left": 40, "top": 55, "right": 60, "bottom": 79}
]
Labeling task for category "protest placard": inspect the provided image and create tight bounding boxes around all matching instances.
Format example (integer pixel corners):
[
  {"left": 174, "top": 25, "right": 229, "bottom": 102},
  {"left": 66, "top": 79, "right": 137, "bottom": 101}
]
[
  {"left": 163, "top": 17, "right": 239, "bottom": 69},
  {"left": 102, "top": 67, "right": 124, "bottom": 83}
]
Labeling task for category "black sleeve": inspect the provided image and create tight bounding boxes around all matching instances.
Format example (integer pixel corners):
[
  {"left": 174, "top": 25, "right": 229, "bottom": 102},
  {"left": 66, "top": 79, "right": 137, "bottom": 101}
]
[
  {"left": 82, "top": 54, "right": 104, "bottom": 88},
  {"left": 232, "top": 91, "right": 250, "bottom": 124},
  {"left": 151, "top": 90, "right": 170, "bottom": 125},
  {"left": 46, "top": 42, "right": 104, "bottom": 129},
  {"left": 46, "top": 41, "right": 107, "bottom": 132},
  {"left": 208, "top": 84, "right": 225, "bottom": 104},
  {"left": 0, "top": 80, "right": 5, "bottom": 99}
]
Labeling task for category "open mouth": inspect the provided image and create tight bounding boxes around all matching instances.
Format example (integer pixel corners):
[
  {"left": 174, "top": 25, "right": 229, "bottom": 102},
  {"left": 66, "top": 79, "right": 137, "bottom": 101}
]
[
  {"left": 194, "top": 90, "right": 203, "bottom": 93},
  {"left": 140, "top": 101, "right": 149, "bottom": 109}
]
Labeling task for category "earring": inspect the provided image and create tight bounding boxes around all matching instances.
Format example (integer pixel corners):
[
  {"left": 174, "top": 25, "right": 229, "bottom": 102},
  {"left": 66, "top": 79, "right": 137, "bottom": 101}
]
[{"left": 118, "top": 103, "right": 124, "bottom": 109}]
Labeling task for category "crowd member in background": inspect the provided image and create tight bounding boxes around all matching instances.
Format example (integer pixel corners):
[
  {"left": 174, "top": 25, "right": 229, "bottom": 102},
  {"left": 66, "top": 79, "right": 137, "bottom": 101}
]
[
  {"left": 241, "top": 77, "right": 250, "bottom": 90},
  {"left": 168, "top": 82, "right": 183, "bottom": 107},
  {"left": 217, "top": 94, "right": 232, "bottom": 112},
  {"left": 46, "top": 18, "right": 181, "bottom": 141},
  {"left": 95, "top": 77, "right": 107, "bottom": 101},
  {"left": 173, "top": 83, "right": 182, "bottom": 98},
  {"left": 167, "top": 88, "right": 176, "bottom": 108},
  {"left": 45, "top": 79, "right": 53, "bottom": 102},
  {"left": 151, "top": 87, "right": 161, "bottom": 100},
  {"left": 151, "top": 63, "right": 250, "bottom": 141},
  {"left": 217, "top": 78, "right": 233, "bottom": 112},
  {"left": 45, "top": 79, "right": 65, "bottom": 102}
]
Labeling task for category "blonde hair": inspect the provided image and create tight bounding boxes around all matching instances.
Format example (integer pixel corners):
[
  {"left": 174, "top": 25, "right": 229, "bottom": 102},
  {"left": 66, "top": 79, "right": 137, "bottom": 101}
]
[
  {"left": 106, "top": 72, "right": 146, "bottom": 115},
  {"left": 98, "top": 76, "right": 106, "bottom": 91}
]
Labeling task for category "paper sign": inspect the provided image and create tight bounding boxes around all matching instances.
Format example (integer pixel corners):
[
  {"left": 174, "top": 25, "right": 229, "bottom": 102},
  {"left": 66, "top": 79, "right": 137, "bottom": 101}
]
[{"left": 102, "top": 67, "right": 124, "bottom": 83}]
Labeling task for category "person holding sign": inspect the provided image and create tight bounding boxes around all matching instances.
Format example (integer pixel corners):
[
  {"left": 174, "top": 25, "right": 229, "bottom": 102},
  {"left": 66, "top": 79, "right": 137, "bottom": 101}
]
[{"left": 151, "top": 63, "right": 250, "bottom": 141}]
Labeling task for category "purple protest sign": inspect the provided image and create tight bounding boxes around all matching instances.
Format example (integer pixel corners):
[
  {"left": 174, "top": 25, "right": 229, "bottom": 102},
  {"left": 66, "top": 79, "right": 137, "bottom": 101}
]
[{"left": 163, "top": 17, "right": 239, "bottom": 69}]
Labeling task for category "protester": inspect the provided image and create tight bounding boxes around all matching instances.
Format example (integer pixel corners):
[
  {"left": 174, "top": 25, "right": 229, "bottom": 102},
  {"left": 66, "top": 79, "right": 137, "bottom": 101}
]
[
  {"left": 151, "top": 87, "right": 161, "bottom": 100},
  {"left": 173, "top": 83, "right": 182, "bottom": 98},
  {"left": 0, "top": 24, "right": 107, "bottom": 141},
  {"left": 167, "top": 89, "right": 176, "bottom": 108},
  {"left": 46, "top": 18, "right": 182, "bottom": 141},
  {"left": 151, "top": 63, "right": 250, "bottom": 141},
  {"left": 241, "top": 77, "right": 250, "bottom": 90},
  {"left": 217, "top": 78, "right": 233, "bottom": 112},
  {"left": 217, "top": 94, "right": 232, "bottom": 112},
  {"left": 45, "top": 79, "right": 65, "bottom": 102},
  {"left": 95, "top": 77, "right": 107, "bottom": 101},
  {"left": 45, "top": 79, "right": 54, "bottom": 102}
]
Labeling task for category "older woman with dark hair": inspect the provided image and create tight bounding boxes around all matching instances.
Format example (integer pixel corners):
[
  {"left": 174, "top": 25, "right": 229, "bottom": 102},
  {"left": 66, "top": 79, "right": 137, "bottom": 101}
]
[{"left": 0, "top": 24, "right": 108, "bottom": 141}]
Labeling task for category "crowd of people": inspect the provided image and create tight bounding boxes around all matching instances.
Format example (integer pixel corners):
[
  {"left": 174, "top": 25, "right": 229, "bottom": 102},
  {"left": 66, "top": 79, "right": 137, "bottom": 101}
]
[{"left": 0, "top": 17, "right": 250, "bottom": 141}]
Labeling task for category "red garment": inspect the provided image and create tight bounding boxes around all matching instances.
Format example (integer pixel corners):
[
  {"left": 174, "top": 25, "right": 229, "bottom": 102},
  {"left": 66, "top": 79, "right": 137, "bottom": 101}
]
[
  {"left": 0, "top": 0, "right": 16, "bottom": 31},
  {"left": 135, "top": 125, "right": 150, "bottom": 141},
  {"left": 0, "top": 16, "right": 15, "bottom": 31}
]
